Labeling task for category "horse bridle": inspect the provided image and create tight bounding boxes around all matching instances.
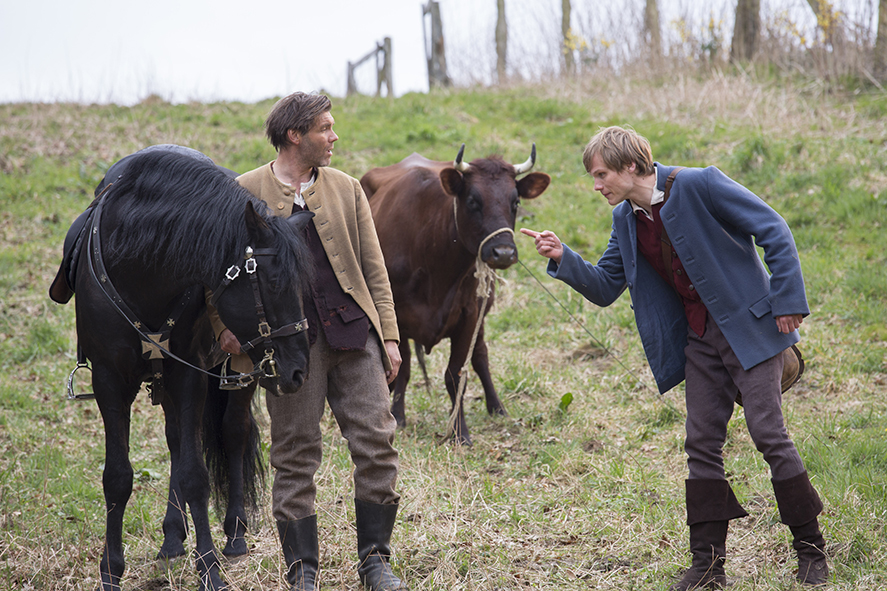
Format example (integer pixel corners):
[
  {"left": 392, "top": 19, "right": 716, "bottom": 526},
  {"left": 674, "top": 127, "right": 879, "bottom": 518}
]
[
  {"left": 84, "top": 185, "right": 309, "bottom": 398},
  {"left": 208, "top": 246, "right": 309, "bottom": 388}
]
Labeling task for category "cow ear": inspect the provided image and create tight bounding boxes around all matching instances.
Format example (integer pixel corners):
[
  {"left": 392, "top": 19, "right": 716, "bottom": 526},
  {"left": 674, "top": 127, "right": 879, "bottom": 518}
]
[
  {"left": 244, "top": 200, "right": 271, "bottom": 241},
  {"left": 439, "top": 168, "right": 464, "bottom": 197},
  {"left": 516, "top": 172, "right": 551, "bottom": 200}
]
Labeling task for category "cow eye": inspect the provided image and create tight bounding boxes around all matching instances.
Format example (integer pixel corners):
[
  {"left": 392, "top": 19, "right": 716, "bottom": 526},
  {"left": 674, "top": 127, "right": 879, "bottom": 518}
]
[{"left": 467, "top": 194, "right": 482, "bottom": 212}]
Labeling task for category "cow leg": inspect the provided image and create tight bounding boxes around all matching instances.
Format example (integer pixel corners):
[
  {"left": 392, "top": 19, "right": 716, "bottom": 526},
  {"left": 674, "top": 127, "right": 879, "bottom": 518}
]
[
  {"left": 444, "top": 330, "right": 473, "bottom": 446},
  {"left": 220, "top": 384, "right": 257, "bottom": 558},
  {"left": 390, "top": 339, "right": 411, "bottom": 429},
  {"left": 158, "top": 399, "right": 187, "bottom": 560},
  {"left": 94, "top": 367, "right": 138, "bottom": 591},
  {"left": 471, "top": 326, "right": 507, "bottom": 417}
]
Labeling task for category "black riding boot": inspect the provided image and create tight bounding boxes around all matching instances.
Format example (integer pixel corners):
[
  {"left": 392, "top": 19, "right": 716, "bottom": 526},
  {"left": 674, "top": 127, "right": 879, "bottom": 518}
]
[
  {"left": 277, "top": 515, "right": 319, "bottom": 591},
  {"left": 355, "top": 499, "right": 409, "bottom": 591},
  {"left": 772, "top": 471, "right": 828, "bottom": 586},
  {"left": 669, "top": 479, "right": 748, "bottom": 591}
]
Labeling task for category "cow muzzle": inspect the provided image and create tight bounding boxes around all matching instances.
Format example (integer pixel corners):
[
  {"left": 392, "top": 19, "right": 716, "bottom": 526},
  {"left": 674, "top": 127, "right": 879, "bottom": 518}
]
[{"left": 482, "top": 241, "right": 518, "bottom": 269}]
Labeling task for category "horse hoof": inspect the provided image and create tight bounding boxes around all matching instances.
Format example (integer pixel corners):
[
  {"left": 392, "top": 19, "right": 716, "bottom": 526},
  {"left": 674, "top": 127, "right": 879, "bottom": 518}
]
[
  {"left": 156, "top": 541, "right": 187, "bottom": 561},
  {"left": 199, "top": 572, "right": 228, "bottom": 591},
  {"left": 222, "top": 538, "right": 249, "bottom": 560}
]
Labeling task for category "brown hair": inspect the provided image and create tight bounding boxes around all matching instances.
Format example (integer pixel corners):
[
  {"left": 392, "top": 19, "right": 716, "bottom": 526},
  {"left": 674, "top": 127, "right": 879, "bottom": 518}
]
[
  {"left": 265, "top": 92, "right": 332, "bottom": 152},
  {"left": 582, "top": 126, "right": 654, "bottom": 176}
]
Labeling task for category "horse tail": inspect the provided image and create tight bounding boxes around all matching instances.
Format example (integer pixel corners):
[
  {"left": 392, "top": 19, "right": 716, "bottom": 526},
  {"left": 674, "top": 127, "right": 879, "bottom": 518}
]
[{"left": 202, "top": 372, "right": 266, "bottom": 517}]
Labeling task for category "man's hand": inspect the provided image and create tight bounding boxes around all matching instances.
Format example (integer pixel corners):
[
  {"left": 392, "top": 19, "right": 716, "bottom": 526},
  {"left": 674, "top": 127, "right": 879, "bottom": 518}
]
[
  {"left": 775, "top": 314, "right": 804, "bottom": 334},
  {"left": 520, "top": 228, "right": 564, "bottom": 265},
  {"left": 219, "top": 328, "right": 243, "bottom": 355},
  {"left": 384, "top": 340, "right": 402, "bottom": 385}
]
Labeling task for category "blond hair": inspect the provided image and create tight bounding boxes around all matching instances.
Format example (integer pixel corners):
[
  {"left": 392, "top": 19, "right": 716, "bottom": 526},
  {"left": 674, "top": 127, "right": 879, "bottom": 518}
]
[{"left": 582, "top": 126, "right": 654, "bottom": 176}]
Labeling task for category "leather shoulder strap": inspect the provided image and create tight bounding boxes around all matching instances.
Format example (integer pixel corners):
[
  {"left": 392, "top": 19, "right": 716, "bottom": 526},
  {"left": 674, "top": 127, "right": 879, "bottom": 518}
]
[{"left": 659, "top": 167, "right": 685, "bottom": 289}]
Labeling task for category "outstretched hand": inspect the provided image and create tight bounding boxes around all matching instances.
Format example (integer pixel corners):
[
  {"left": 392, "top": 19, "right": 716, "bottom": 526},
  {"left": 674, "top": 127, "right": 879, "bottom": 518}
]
[{"left": 520, "top": 228, "right": 564, "bottom": 265}]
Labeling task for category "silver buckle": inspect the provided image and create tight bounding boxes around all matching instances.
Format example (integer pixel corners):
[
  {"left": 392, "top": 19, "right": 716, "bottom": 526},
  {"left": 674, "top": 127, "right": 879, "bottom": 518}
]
[{"left": 224, "top": 265, "right": 241, "bottom": 282}]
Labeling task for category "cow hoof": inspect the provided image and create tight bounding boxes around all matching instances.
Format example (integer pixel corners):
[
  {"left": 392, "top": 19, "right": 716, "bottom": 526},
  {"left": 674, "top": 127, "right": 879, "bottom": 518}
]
[
  {"left": 452, "top": 434, "right": 473, "bottom": 447},
  {"left": 488, "top": 406, "right": 508, "bottom": 417}
]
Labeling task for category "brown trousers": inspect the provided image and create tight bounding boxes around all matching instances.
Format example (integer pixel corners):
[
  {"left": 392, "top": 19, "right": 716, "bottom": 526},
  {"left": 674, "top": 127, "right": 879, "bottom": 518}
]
[
  {"left": 266, "top": 329, "right": 401, "bottom": 522},
  {"left": 684, "top": 314, "right": 806, "bottom": 481}
]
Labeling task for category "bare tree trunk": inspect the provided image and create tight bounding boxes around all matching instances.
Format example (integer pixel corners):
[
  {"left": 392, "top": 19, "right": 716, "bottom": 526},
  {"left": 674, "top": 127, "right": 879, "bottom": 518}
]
[
  {"left": 644, "top": 0, "right": 662, "bottom": 60},
  {"left": 731, "top": 0, "right": 760, "bottom": 62},
  {"left": 805, "top": 0, "right": 846, "bottom": 47},
  {"left": 562, "top": 0, "right": 575, "bottom": 75},
  {"left": 875, "top": 0, "right": 887, "bottom": 80},
  {"left": 496, "top": 0, "right": 507, "bottom": 84}
]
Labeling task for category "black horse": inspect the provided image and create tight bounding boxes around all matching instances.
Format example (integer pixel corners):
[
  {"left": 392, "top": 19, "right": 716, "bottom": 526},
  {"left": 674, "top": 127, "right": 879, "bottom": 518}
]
[
  {"left": 69, "top": 148, "right": 313, "bottom": 590},
  {"left": 75, "top": 145, "right": 267, "bottom": 561}
]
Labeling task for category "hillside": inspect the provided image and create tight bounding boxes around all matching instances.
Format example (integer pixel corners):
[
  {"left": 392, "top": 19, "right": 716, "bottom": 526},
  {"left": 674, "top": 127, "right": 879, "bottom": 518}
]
[{"left": 1, "top": 75, "right": 885, "bottom": 590}]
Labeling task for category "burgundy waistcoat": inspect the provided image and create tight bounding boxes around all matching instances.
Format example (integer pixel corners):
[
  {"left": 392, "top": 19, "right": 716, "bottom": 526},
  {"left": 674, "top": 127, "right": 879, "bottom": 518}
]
[{"left": 636, "top": 203, "right": 708, "bottom": 336}]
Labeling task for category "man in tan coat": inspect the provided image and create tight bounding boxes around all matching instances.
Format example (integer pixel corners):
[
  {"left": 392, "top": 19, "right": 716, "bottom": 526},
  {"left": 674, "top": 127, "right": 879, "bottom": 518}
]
[{"left": 212, "top": 92, "right": 407, "bottom": 591}]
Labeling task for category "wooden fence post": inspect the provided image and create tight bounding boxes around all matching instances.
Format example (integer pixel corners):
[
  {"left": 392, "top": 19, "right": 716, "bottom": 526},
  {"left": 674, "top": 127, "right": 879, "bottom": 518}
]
[
  {"left": 346, "top": 38, "right": 393, "bottom": 97},
  {"left": 423, "top": 1, "right": 452, "bottom": 88}
]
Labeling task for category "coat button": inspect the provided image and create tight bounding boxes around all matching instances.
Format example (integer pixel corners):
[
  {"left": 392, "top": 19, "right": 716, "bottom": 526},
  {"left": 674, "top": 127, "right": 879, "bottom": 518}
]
[
  {"left": 676, "top": 269, "right": 683, "bottom": 276},
  {"left": 277, "top": 203, "right": 285, "bottom": 210},
  {"left": 688, "top": 284, "right": 695, "bottom": 291}
]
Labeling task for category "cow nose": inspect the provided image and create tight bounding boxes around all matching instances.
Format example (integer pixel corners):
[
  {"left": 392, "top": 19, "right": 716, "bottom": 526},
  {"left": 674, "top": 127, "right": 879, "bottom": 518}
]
[{"left": 486, "top": 243, "right": 518, "bottom": 269}]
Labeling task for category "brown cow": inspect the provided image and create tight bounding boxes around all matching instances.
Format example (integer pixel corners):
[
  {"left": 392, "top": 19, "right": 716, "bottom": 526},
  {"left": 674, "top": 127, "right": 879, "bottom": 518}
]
[{"left": 361, "top": 144, "right": 550, "bottom": 445}]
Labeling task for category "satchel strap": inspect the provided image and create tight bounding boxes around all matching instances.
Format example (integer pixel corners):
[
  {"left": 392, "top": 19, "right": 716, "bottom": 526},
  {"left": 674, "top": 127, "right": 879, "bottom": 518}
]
[{"left": 659, "top": 167, "right": 685, "bottom": 288}]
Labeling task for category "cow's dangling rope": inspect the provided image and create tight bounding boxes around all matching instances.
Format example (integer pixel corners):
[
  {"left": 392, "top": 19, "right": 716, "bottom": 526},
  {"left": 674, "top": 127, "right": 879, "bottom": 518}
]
[{"left": 443, "top": 227, "right": 513, "bottom": 443}]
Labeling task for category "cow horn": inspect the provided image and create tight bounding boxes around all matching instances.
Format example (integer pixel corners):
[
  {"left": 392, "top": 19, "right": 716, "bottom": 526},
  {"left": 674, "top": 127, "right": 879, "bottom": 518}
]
[
  {"left": 513, "top": 143, "right": 537, "bottom": 174},
  {"left": 454, "top": 143, "right": 470, "bottom": 172}
]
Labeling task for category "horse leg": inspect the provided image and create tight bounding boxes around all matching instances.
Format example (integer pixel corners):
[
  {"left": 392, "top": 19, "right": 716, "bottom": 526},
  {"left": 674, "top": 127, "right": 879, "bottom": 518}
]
[
  {"left": 470, "top": 325, "right": 507, "bottom": 417},
  {"left": 172, "top": 369, "right": 226, "bottom": 591},
  {"left": 219, "top": 382, "right": 258, "bottom": 558},
  {"left": 94, "top": 369, "right": 137, "bottom": 591},
  {"left": 390, "top": 340, "right": 411, "bottom": 429},
  {"left": 158, "top": 399, "right": 188, "bottom": 560}
]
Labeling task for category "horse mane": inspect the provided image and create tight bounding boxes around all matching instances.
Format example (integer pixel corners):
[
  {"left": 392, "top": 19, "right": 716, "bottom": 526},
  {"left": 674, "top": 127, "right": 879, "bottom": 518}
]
[{"left": 104, "top": 150, "right": 312, "bottom": 294}]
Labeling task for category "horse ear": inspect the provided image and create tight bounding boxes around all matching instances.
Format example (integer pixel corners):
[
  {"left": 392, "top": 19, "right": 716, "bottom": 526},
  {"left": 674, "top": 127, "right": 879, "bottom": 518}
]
[
  {"left": 439, "top": 168, "right": 464, "bottom": 197},
  {"left": 244, "top": 200, "right": 270, "bottom": 240},
  {"left": 287, "top": 210, "right": 314, "bottom": 234}
]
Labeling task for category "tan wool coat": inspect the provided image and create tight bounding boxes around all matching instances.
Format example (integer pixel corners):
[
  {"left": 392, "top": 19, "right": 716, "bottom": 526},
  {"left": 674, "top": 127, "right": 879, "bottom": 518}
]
[{"left": 210, "top": 162, "right": 399, "bottom": 370}]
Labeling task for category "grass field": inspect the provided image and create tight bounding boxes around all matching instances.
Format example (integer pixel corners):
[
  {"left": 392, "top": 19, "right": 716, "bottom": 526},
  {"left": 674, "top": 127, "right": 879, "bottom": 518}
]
[{"left": 1, "top": 72, "right": 886, "bottom": 590}]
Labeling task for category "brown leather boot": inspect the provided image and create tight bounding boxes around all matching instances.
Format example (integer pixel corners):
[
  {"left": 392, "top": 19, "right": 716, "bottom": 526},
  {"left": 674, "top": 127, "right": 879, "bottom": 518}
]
[
  {"left": 669, "top": 521, "right": 728, "bottom": 591},
  {"left": 772, "top": 471, "right": 828, "bottom": 586},
  {"left": 670, "top": 479, "right": 748, "bottom": 591}
]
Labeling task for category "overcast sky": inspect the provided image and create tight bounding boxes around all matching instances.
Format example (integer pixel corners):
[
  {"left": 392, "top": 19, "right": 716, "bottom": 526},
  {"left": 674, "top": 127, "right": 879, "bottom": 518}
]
[{"left": 0, "top": 0, "right": 851, "bottom": 105}]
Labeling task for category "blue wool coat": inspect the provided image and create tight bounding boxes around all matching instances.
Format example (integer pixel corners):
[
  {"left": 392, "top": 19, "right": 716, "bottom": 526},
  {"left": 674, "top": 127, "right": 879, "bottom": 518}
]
[{"left": 548, "top": 164, "right": 809, "bottom": 394}]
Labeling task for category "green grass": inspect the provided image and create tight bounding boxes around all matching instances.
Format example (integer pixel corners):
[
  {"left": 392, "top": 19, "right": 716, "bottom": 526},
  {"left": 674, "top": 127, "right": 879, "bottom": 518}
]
[{"left": 1, "top": 74, "right": 886, "bottom": 590}]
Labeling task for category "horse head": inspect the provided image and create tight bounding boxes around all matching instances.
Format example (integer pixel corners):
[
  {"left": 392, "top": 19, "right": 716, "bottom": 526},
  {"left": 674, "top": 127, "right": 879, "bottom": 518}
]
[{"left": 212, "top": 201, "right": 314, "bottom": 395}]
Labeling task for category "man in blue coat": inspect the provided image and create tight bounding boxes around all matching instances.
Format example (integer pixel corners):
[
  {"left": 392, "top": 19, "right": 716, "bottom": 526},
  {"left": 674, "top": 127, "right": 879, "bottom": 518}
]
[{"left": 521, "top": 126, "right": 827, "bottom": 589}]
